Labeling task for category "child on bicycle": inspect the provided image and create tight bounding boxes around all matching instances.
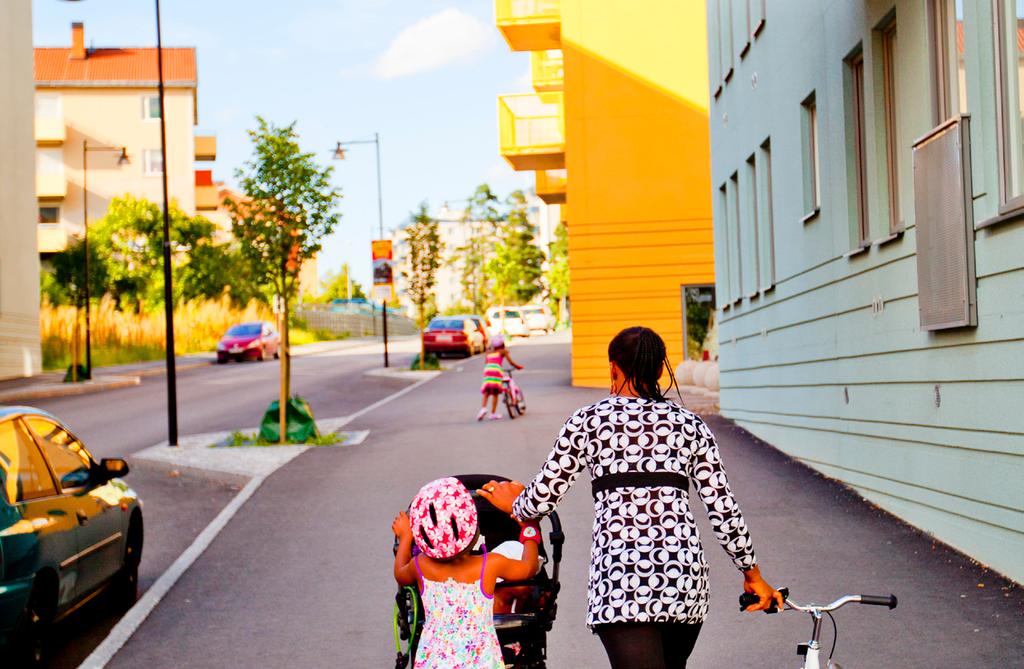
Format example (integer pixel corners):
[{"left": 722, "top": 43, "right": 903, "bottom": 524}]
[
  {"left": 477, "top": 334, "right": 522, "bottom": 421},
  {"left": 392, "top": 477, "right": 540, "bottom": 669}
]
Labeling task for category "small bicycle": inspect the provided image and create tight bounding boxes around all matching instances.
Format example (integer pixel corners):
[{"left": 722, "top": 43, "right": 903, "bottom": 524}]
[
  {"left": 502, "top": 368, "right": 527, "bottom": 419},
  {"left": 739, "top": 587, "right": 898, "bottom": 669}
]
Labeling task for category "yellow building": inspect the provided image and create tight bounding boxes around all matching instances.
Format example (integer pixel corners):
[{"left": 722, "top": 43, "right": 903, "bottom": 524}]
[
  {"left": 34, "top": 22, "right": 216, "bottom": 254},
  {"left": 0, "top": 1, "right": 43, "bottom": 379},
  {"left": 496, "top": 0, "right": 715, "bottom": 387}
]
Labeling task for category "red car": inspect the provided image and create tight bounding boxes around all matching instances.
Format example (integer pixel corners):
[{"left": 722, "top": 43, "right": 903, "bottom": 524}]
[
  {"left": 216, "top": 321, "right": 280, "bottom": 363},
  {"left": 422, "top": 316, "right": 487, "bottom": 357}
]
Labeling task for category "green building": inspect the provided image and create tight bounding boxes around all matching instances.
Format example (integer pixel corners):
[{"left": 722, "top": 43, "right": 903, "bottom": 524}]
[{"left": 706, "top": 0, "right": 1022, "bottom": 582}]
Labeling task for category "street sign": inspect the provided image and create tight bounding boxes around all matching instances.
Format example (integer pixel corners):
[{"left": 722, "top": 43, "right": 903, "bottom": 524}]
[{"left": 371, "top": 239, "right": 394, "bottom": 301}]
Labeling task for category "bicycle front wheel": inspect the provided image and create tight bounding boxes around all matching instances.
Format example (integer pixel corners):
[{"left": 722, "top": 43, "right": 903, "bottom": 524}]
[
  {"left": 504, "top": 389, "right": 516, "bottom": 419},
  {"left": 514, "top": 389, "right": 526, "bottom": 416}
]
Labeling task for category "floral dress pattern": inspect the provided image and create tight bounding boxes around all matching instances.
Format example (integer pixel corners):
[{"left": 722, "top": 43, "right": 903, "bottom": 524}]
[
  {"left": 413, "top": 554, "right": 504, "bottom": 669},
  {"left": 512, "top": 395, "right": 757, "bottom": 627}
]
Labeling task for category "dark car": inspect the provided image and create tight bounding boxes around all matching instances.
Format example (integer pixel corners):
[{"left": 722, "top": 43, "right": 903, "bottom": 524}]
[
  {"left": 0, "top": 407, "right": 142, "bottom": 666},
  {"left": 216, "top": 321, "right": 280, "bottom": 363},
  {"left": 422, "top": 316, "right": 487, "bottom": 357}
]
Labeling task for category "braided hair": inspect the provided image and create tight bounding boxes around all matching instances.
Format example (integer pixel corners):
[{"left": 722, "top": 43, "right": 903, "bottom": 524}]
[{"left": 607, "top": 326, "right": 681, "bottom": 402}]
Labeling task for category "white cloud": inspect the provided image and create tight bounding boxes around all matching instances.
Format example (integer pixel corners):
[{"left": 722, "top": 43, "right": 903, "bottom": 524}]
[{"left": 373, "top": 8, "right": 492, "bottom": 79}]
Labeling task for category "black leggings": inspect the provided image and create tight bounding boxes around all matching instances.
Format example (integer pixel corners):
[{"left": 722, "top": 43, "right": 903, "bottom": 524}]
[{"left": 595, "top": 622, "right": 703, "bottom": 669}]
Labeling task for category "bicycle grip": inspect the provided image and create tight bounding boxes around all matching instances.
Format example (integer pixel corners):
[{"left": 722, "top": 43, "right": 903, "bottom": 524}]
[
  {"left": 859, "top": 594, "right": 898, "bottom": 609},
  {"left": 738, "top": 587, "right": 788, "bottom": 613}
]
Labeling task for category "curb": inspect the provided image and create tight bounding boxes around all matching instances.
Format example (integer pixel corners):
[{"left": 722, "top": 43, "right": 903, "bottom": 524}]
[{"left": 0, "top": 375, "right": 141, "bottom": 403}]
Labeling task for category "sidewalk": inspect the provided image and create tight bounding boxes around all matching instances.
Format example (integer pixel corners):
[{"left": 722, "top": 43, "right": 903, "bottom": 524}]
[
  {"left": 0, "top": 336, "right": 402, "bottom": 404},
  {"left": 101, "top": 338, "right": 1021, "bottom": 667}
]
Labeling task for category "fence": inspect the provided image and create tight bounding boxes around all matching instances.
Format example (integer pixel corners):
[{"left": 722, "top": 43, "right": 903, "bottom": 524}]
[{"left": 295, "top": 304, "right": 419, "bottom": 337}]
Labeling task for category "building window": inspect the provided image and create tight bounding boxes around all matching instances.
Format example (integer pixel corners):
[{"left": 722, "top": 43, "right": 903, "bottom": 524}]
[
  {"left": 36, "top": 148, "right": 63, "bottom": 176},
  {"left": 801, "top": 92, "right": 820, "bottom": 220},
  {"left": 994, "top": 0, "right": 1024, "bottom": 211},
  {"left": 750, "top": 0, "right": 765, "bottom": 38},
  {"left": 143, "top": 149, "right": 164, "bottom": 175},
  {"left": 744, "top": 154, "right": 760, "bottom": 297},
  {"left": 711, "top": 1, "right": 723, "bottom": 97},
  {"left": 720, "top": 0, "right": 734, "bottom": 83},
  {"left": 879, "top": 15, "right": 901, "bottom": 232},
  {"left": 847, "top": 49, "right": 870, "bottom": 247},
  {"left": 739, "top": 0, "right": 752, "bottom": 59},
  {"left": 717, "top": 184, "right": 731, "bottom": 303},
  {"left": 729, "top": 172, "right": 742, "bottom": 302},
  {"left": 142, "top": 95, "right": 161, "bottom": 120},
  {"left": 930, "top": 0, "right": 968, "bottom": 125},
  {"left": 758, "top": 138, "right": 776, "bottom": 289},
  {"left": 35, "top": 94, "right": 61, "bottom": 118},
  {"left": 38, "top": 206, "right": 60, "bottom": 225}
]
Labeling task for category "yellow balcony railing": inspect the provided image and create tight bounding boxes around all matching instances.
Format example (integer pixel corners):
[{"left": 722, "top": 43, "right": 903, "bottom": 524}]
[
  {"left": 194, "top": 134, "right": 217, "bottom": 161},
  {"left": 531, "top": 49, "right": 563, "bottom": 92},
  {"left": 498, "top": 92, "right": 565, "bottom": 171},
  {"left": 37, "top": 224, "right": 68, "bottom": 253},
  {"left": 535, "top": 168, "right": 566, "bottom": 204},
  {"left": 35, "top": 117, "right": 66, "bottom": 145},
  {"left": 36, "top": 173, "right": 67, "bottom": 199},
  {"left": 496, "top": 0, "right": 561, "bottom": 51}
]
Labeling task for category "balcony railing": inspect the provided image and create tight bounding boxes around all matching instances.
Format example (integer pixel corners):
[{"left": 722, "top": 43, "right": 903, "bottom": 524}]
[
  {"left": 36, "top": 173, "right": 67, "bottom": 199},
  {"left": 195, "top": 169, "right": 219, "bottom": 210},
  {"left": 531, "top": 49, "right": 563, "bottom": 92},
  {"left": 195, "top": 134, "right": 217, "bottom": 161},
  {"left": 34, "top": 117, "right": 66, "bottom": 145},
  {"left": 37, "top": 224, "right": 68, "bottom": 253},
  {"left": 496, "top": 0, "right": 561, "bottom": 51},
  {"left": 498, "top": 92, "right": 565, "bottom": 171},
  {"left": 535, "top": 168, "right": 566, "bottom": 204}
]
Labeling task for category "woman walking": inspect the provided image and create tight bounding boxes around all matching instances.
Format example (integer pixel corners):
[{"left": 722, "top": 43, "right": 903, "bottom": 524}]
[{"left": 479, "top": 326, "right": 783, "bottom": 668}]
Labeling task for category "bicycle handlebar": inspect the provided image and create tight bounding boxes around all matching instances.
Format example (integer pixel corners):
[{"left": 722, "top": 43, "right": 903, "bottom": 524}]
[{"left": 739, "top": 588, "right": 897, "bottom": 614}]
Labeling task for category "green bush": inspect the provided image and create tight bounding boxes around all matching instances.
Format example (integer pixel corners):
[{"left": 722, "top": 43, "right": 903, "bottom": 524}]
[{"left": 410, "top": 352, "right": 440, "bottom": 370}]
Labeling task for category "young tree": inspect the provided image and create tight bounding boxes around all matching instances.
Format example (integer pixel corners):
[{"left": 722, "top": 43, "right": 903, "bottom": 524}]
[
  {"left": 318, "top": 263, "right": 367, "bottom": 302},
  {"left": 453, "top": 184, "right": 503, "bottom": 313},
  {"left": 545, "top": 222, "right": 570, "bottom": 326},
  {"left": 503, "top": 190, "right": 546, "bottom": 304},
  {"left": 402, "top": 203, "right": 441, "bottom": 369},
  {"left": 227, "top": 117, "right": 342, "bottom": 442}
]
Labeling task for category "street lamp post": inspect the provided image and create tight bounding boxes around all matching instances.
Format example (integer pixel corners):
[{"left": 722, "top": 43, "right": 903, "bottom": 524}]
[
  {"left": 333, "top": 133, "right": 389, "bottom": 367},
  {"left": 81, "top": 142, "right": 128, "bottom": 379}
]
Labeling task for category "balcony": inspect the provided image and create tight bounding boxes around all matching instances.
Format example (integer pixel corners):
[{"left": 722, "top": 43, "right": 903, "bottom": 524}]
[
  {"left": 195, "top": 169, "right": 219, "bottom": 210},
  {"left": 34, "top": 117, "right": 66, "bottom": 145},
  {"left": 37, "top": 224, "right": 68, "bottom": 253},
  {"left": 531, "top": 50, "right": 563, "bottom": 92},
  {"left": 194, "top": 134, "right": 217, "bottom": 161},
  {"left": 36, "top": 173, "right": 67, "bottom": 200},
  {"left": 535, "top": 168, "right": 566, "bottom": 204},
  {"left": 496, "top": 0, "right": 561, "bottom": 51},
  {"left": 498, "top": 92, "right": 565, "bottom": 171}
]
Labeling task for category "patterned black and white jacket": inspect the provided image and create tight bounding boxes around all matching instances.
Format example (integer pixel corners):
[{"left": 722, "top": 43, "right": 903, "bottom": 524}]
[{"left": 512, "top": 395, "right": 757, "bottom": 626}]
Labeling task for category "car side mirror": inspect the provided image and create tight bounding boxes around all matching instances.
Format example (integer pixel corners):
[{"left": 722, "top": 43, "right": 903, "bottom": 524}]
[{"left": 98, "top": 458, "right": 130, "bottom": 481}]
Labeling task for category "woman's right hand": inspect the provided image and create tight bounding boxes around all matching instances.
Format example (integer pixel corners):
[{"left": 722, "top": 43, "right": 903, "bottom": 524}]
[
  {"left": 741, "top": 565, "right": 786, "bottom": 612},
  {"left": 478, "top": 480, "right": 525, "bottom": 515}
]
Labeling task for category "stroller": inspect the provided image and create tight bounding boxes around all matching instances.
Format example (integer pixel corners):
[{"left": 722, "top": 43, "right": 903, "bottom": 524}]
[{"left": 393, "top": 474, "right": 564, "bottom": 669}]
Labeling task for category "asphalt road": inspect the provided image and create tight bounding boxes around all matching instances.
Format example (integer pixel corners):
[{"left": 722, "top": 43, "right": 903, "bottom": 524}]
[
  {"left": 29, "top": 338, "right": 421, "bottom": 459},
  {"left": 103, "top": 335, "right": 1023, "bottom": 668}
]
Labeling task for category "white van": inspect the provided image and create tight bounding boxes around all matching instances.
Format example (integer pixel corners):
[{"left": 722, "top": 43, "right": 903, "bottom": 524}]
[
  {"left": 486, "top": 307, "right": 530, "bottom": 337},
  {"left": 520, "top": 305, "right": 555, "bottom": 333}
]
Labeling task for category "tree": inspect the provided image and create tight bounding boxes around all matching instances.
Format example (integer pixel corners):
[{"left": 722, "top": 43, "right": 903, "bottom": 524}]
[
  {"left": 227, "top": 117, "right": 342, "bottom": 443},
  {"left": 401, "top": 203, "right": 441, "bottom": 369},
  {"left": 318, "top": 263, "right": 366, "bottom": 302},
  {"left": 501, "top": 190, "right": 545, "bottom": 304},
  {"left": 545, "top": 222, "right": 569, "bottom": 326},
  {"left": 452, "top": 184, "right": 503, "bottom": 313}
]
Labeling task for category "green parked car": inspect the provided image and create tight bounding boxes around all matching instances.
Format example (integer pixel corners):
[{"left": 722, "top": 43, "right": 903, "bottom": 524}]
[{"left": 0, "top": 406, "right": 143, "bottom": 666}]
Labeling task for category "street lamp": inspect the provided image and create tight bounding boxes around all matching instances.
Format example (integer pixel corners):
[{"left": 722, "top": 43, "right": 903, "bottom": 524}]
[
  {"left": 333, "top": 133, "right": 389, "bottom": 367},
  {"left": 63, "top": 0, "right": 179, "bottom": 446},
  {"left": 81, "top": 142, "right": 128, "bottom": 379}
]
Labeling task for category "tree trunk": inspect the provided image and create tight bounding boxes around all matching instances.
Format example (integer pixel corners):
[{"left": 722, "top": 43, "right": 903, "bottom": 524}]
[
  {"left": 279, "top": 292, "right": 290, "bottom": 445},
  {"left": 419, "top": 308, "right": 426, "bottom": 370}
]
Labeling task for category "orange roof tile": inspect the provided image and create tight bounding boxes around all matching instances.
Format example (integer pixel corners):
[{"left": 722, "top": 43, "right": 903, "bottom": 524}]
[{"left": 34, "top": 47, "right": 196, "bottom": 86}]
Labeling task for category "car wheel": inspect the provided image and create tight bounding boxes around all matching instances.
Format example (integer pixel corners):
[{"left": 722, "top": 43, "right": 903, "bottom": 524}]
[
  {"left": 114, "top": 513, "right": 143, "bottom": 611},
  {"left": 14, "top": 577, "right": 55, "bottom": 668},
  {"left": 258, "top": 346, "right": 266, "bottom": 362},
  {"left": 216, "top": 356, "right": 228, "bottom": 364},
  {"left": 273, "top": 347, "right": 280, "bottom": 360}
]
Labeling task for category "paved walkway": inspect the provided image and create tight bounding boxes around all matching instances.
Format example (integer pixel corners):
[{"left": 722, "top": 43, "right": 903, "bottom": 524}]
[{"left": 104, "top": 337, "right": 1022, "bottom": 667}]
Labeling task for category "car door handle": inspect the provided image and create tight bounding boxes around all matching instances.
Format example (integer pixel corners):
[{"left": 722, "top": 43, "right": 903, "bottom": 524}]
[{"left": 76, "top": 510, "right": 89, "bottom": 526}]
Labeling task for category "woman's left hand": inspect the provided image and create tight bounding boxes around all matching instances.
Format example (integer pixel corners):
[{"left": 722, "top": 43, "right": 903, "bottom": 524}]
[{"left": 478, "top": 480, "right": 525, "bottom": 515}]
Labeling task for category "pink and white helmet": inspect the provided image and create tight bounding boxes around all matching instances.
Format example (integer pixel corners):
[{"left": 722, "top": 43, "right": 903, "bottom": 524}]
[{"left": 409, "top": 477, "right": 479, "bottom": 560}]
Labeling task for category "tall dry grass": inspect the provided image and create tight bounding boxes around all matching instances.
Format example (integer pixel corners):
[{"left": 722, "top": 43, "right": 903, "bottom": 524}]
[{"left": 40, "top": 296, "right": 273, "bottom": 370}]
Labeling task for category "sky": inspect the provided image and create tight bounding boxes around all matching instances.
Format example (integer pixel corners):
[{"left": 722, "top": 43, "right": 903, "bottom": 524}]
[{"left": 32, "top": 0, "right": 532, "bottom": 289}]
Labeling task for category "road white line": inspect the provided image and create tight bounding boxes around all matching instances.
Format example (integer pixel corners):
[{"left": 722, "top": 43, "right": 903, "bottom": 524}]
[
  {"left": 78, "top": 475, "right": 266, "bottom": 669},
  {"left": 77, "top": 368, "right": 440, "bottom": 669}
]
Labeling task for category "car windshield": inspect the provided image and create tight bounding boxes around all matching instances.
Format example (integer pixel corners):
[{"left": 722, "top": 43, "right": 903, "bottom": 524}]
[
  {"left": 505, "top": 311, "right": 521, "bottom": 319},
  {"left": 523, "top": 308, "right": 542, "bottom": 315},
  {"left": 226, "top": 324, "right": 261, "bottom": 337},
  {"left": 428, "top": 319, "right": 464, "bottom": 330}
]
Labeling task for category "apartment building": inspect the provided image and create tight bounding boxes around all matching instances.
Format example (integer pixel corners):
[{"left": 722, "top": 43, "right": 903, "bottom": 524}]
[
  {"left": 494, "top": 0, "right": 717, "bottom": 387},
  {"left": 707, "top": 0, "right": 1023, "bottom": 581},
  {"left": 0, "top": 2, "right": 43, "bottom": 380},
  {"left": 34, "top": 22, "right": 216, "bottom": 254}
]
